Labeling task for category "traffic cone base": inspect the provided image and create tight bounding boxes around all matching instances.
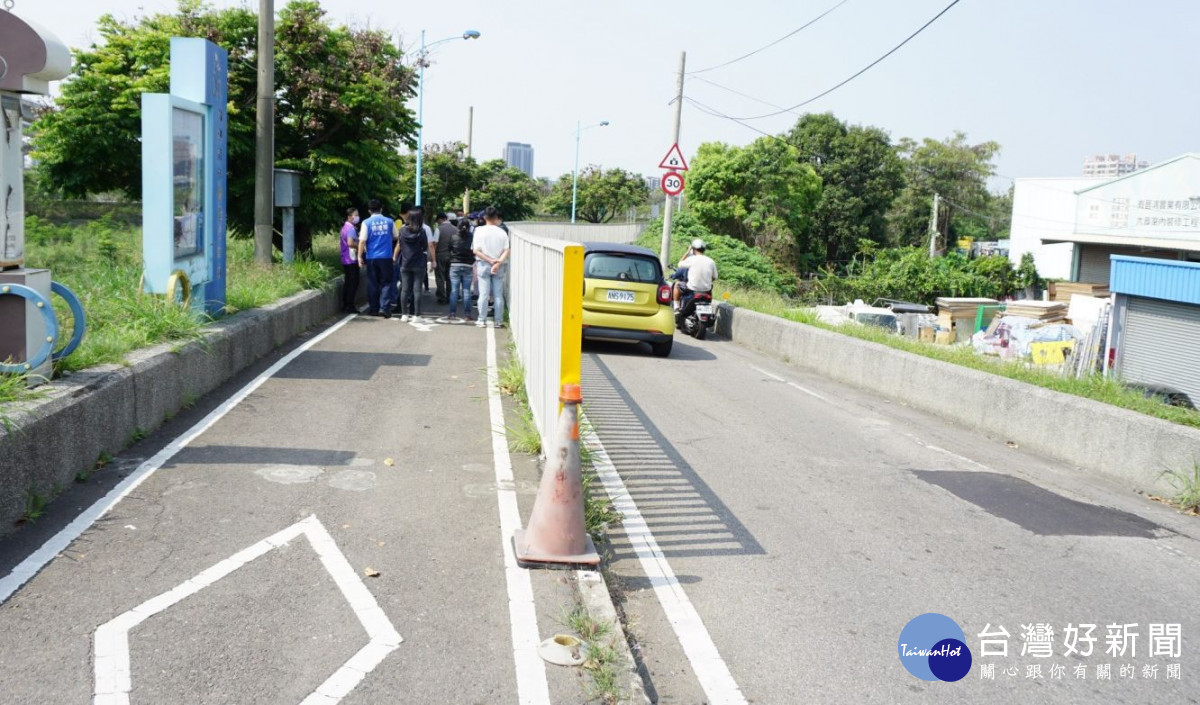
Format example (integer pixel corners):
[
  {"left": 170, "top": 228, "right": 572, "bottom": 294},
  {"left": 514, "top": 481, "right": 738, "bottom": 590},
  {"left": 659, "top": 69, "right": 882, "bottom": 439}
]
[
  {"left": 513, "top": 383, "right": 600, "bottom": 570},
  {"left": 512, "top": 530, "right": 600, "bottom": 570}
]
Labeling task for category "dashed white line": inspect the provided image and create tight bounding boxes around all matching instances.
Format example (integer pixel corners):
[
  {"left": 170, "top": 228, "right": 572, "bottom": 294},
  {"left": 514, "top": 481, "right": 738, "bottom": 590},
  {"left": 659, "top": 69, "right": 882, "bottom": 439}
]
[
  {"left": 93, "top": 516, "right": 401, "bottom": 705},
  {"left": 484, "top": 323, "right": 552, "bottom": 705},
  {"left": 748, "top": 364, "right": 828, "bottom": 401},
  {"left": 582, "top": 418, "right": 747, "bottom": 705},
  {"left": 904, "top": 433, "right": 992, "bottom": 471},
  {"left": 0, "top": 314, "right": 358, "bottom": 604}
]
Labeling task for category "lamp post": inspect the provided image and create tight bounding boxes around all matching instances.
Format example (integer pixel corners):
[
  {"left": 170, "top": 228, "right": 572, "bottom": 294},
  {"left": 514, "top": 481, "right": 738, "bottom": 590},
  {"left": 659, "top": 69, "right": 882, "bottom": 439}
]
[
  {"left": 571, "top": 120, "right": 609, "bottom": 224},
  {"left": 414, "top": 29, "right": 481, "bottom": 208}
]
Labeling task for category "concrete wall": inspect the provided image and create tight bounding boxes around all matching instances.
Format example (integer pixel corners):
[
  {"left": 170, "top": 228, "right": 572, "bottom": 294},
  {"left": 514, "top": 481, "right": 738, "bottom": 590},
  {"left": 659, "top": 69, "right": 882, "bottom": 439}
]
[
  {"left": 0, "top": 283, "right": 341, "bottom": 537},
  {"left": 716, "top": 304, "right": 1200, "bottom": 494}
]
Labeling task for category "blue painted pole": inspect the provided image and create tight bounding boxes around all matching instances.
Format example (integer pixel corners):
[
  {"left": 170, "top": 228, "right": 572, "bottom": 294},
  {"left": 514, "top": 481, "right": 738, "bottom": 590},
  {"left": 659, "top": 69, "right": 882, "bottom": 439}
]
[
  {"left": 571, "top": 121, "right": 581, "bottom": 224},
  {"left": 415, "top": 30, "right": 425, "bottom": 208}
]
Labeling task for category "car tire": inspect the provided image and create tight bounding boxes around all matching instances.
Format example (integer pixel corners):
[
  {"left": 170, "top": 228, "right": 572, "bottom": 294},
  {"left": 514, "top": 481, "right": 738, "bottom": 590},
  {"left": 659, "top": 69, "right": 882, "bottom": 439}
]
[{"left": 651, "top": 340, "right": 673, "bottom": 357}]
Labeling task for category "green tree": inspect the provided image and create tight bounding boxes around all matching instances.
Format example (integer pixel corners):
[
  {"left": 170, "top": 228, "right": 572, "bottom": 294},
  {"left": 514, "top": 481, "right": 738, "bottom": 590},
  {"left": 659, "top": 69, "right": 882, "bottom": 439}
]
[
  {"left": 685, "top": 138, "right": 822, "bottom": 270},
  {"left": 31, "top": 0, "right": 417, "bottom": 243},
  {"left": 636, "top": 212, "right": 794, "bottom": 294},
  {"left": 543, "top": 167, "right": 648, "bottom": 223},
  {"left": 470, "top": 159, "right": 542, "bottom": 221},
  {"left": 785, "top": 113, "right": 904, "bottom": 269},
  {"left": 887, "top": 132, "right": 1001, "bottom": 248},
  {"left": 396, "top": 142, "right": 477, "bottom": 217}
]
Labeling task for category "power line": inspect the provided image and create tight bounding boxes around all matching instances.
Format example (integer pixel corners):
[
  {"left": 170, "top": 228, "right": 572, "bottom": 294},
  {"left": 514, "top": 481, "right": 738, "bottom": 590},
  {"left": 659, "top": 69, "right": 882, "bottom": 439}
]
[
  {"left": 687, "top": 0, "right": 851, "bottom": 75},
  {"left": 690, "top": 75, "right": 797, "bottom": 114},
  {"left": 726, "top": 0, "right": 965, "bottom": 121}
]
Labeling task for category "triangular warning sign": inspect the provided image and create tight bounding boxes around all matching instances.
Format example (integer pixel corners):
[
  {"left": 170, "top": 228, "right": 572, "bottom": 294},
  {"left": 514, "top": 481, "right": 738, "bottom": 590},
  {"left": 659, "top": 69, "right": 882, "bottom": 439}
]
[{"left": 658, "top": 144, "right": 688, "bottom": 171}]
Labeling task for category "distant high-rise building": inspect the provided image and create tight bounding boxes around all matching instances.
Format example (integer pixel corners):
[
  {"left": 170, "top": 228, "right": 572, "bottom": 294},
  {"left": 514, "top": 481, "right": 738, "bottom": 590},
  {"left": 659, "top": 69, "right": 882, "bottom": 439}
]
[
  {"left": 504, "top": 142, "right": 534, "bottom": 177},
  {"left": 1083, "top": 153, "right": 1149, "bottom": 178},
  {"left": 645, "top": 175, "right": 662, "bottom": 192}
]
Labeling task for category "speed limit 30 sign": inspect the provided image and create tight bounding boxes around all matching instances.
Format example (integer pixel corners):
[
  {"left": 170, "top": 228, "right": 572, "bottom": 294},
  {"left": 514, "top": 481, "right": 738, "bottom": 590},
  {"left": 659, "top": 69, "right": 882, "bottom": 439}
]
[{"left": 661, "top": 172, "right": 684, "bottom": 196}]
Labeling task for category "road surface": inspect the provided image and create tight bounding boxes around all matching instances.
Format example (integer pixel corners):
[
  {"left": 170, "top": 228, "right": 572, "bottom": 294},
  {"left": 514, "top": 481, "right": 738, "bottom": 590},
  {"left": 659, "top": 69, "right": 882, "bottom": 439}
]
[{"left": 581, "top": 334, "right": 1200, "bottom": 704}]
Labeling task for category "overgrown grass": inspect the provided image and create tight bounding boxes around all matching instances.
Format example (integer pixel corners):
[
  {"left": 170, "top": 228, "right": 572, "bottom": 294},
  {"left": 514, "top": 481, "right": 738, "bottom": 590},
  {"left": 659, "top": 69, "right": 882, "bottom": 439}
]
[
  {"left": 1160, "top": 463, "right": 1200, "bottom": 514},
  {"left": 565, "top": 605, "right": 623, "bottom": 704},
  {"left": 0, "top": 371, "right": 47, "bottom": 414},
  {"left": 497, "top": 349, "right": 542, "bottom": 455},
  {"left": 716, "top": 282, "right": 1200, "bottom": 430},
  {"left": 582, "top": 473, "right": 621, "bottom": 541},
  {"left": 12, "top": 216, "right": 340, "bottom": 377}
]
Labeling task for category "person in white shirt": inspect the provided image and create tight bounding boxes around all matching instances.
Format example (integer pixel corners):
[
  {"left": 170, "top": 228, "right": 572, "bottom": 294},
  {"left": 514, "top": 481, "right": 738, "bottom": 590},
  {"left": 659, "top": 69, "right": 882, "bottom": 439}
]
[
  {"left": 678, "top": 238, "right": 717, "bottom": 315},
  {"left": 471, "top": 206, "right": 511, "bottom": 328}
]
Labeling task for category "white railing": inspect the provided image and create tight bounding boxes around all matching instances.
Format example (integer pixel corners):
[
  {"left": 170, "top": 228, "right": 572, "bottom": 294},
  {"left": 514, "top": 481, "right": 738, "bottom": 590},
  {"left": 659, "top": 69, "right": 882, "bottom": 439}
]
[
  {"left": 508, "top": 221, "right": 644, "bottom": 244},
  {"left": 508, "top": 227, "right": 584, "bottom": 453}
]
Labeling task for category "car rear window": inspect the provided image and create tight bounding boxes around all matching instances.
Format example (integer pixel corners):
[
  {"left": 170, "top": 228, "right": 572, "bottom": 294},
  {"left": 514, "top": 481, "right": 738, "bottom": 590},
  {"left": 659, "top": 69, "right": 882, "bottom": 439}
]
[{"left": 585, "top": 253, "right": 662, "bottom": 284}]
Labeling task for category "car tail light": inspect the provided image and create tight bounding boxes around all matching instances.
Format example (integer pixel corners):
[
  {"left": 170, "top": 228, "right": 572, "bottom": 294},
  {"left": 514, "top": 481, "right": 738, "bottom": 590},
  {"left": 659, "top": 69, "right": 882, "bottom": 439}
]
[{"left": 657, "top": 284, "right": 671, "bottom": 305}]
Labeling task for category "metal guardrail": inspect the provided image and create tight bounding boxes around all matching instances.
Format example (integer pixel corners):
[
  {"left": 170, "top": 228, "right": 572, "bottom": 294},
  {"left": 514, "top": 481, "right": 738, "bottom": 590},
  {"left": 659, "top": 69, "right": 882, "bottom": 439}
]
[
  {"left": 508, "top": 221, "right": 644, "bottom": 244},
  {"left": 508, "top": 227, "right": 584, "bottom": 453}
]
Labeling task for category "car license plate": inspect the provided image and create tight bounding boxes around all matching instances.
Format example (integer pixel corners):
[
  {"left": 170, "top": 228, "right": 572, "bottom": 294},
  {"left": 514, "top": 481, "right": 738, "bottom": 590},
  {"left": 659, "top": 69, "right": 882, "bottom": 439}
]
[
  {"left": 696, "top": 304, "right": 713, "bottom": 315},
  {"left": 607, "top": 290, "right": 636, "bottom": 303}
]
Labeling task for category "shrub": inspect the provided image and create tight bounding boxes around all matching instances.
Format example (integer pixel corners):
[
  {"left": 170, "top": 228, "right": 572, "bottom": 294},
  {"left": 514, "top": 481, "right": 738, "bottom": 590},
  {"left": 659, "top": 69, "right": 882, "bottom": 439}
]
[{"left": 636, "top": 212, "right": 795, "bottom": 295}]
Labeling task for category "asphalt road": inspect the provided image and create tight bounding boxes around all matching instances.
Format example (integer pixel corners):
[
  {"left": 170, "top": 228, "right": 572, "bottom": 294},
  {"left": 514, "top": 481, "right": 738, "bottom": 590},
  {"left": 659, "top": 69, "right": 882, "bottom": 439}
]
[
  {"left": 0, "top": 310, "right": 586, "bottom": 705},
  {"left": 581, "top": 334, "right": 1200, "bottom": 705}
]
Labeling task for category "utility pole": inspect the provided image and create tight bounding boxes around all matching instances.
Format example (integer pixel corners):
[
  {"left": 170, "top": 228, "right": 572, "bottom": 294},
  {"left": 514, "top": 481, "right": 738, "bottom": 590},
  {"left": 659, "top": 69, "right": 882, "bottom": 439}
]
[
  {"left": 659, "top": 51, "right": 686, "bottom": 270},
  {"left": 463, "top": 105, "right": 473, "bottom": 214},
  {"left": 927, "top": 192, "right": 940, "bottom": 258},
  {"left": 253, "top": 0, "right": 275, "bottom": 265}
]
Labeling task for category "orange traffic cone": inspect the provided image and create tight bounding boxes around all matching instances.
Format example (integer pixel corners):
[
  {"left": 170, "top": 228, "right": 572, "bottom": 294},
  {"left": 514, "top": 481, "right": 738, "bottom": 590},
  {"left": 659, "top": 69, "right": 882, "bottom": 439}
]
[{"left": 513, "top": 383, "right": 600, "bottom": 569}]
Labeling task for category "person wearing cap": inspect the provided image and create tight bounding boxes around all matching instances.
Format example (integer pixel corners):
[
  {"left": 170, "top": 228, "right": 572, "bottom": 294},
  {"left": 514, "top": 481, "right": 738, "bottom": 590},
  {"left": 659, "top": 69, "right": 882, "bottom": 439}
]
[{"left": 434, "top": 212, "right": 456, "bottom": 305}]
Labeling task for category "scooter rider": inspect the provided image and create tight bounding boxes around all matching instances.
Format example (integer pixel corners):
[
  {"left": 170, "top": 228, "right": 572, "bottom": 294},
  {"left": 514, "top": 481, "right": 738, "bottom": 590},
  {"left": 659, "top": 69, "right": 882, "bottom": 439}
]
[{"left": 677, "top": 238, "right": 717, "bottom": 320}]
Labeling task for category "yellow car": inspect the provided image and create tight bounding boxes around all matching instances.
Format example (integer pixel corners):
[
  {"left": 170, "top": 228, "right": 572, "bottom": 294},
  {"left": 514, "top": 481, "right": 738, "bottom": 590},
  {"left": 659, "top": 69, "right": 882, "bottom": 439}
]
[{"left": 581, "top": 242, "right": 675, "bottom": 357}]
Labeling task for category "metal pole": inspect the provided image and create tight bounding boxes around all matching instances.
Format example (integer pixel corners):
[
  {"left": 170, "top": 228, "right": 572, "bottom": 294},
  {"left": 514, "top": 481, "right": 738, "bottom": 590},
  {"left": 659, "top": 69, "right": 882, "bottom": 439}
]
[
  {"left": 659, "top": 51, "right": 685, "bottom": 270},
  {"left": 253, "top": 0, "right": 275, "bottom": 264},
  {"left": 928, "top": 192, "right": 940, "bottom": 258},
  {"left": 282, "top": 207, "right": 294, "bottom": 263},
  {"left": 415, "top": 30, "right": 425, "bottom": 208},
  {"left": 571, "top": 121, "right": 581, "bottom": 224},
  {"left": 463, "top": 105, "right": 473, "bottom": 213}
]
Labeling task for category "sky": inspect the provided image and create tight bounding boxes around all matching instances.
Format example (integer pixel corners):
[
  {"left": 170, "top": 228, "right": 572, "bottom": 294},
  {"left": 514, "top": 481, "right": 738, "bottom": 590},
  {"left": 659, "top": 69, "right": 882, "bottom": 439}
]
[{"left": 15, "top": 0, "right": 1200, "bottom": 191}]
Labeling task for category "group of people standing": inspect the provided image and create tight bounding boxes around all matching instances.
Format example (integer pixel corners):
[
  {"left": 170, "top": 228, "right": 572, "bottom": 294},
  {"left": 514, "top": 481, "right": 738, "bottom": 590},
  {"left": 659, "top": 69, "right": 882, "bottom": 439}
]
[{"left": 339, "top": 201, "right": 511, "bottom": 327}]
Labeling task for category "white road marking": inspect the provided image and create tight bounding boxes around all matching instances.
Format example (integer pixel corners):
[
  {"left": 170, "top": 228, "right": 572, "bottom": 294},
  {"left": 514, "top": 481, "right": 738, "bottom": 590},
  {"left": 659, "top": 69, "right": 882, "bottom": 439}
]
[
  {"left": 0, "top": 314, "right": 357, "bottom": 604},
  {"left": 748, "top": 364, "right": 828, "bottom": 401},
  {"left": 484, "top": 323, "right": 551, "bottom": 705},
  {"left": 747, "top": 364, "right": 785, "bottom": 382},
  {"left": 903, "top": 433, "right": 991, "bottom": 471},
  {"left": 93, "top": 516, "right": 400, "bottom": 705},
  {"left": 751, "top": 365, "right": 990, "bottom": 471},
  {"left": 582, "top": 419, "right": 747, "bottom": 705},
  {"left": 406, "top": 317, "right": 437, "bottom": 332}
]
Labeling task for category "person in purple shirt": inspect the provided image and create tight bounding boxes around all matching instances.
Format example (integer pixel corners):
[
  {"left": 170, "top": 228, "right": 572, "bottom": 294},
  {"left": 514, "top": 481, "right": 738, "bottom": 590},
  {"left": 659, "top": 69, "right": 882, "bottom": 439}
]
[{"left": 339, "top": 207, "right": 360, "bottom": 313}]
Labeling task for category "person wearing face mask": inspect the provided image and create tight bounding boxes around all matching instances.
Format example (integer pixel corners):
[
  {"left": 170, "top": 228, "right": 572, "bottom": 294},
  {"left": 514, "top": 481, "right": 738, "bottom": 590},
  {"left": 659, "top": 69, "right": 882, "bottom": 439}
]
[{"left": 339, "top": 207, "right": 361, "bottom": 313}]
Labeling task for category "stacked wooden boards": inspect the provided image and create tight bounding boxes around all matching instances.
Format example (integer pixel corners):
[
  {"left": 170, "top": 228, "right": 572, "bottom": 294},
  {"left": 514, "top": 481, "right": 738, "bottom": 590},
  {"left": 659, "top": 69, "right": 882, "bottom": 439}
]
[
  {"left": 935, "top": 298, "right": 1000, "bottom": 342},
  {"left": 1002, "top": 300, "right": 1068, "bottom": 322},
  {"left": 1050, "top": 281, "right": 1109, "bottom": 301}
]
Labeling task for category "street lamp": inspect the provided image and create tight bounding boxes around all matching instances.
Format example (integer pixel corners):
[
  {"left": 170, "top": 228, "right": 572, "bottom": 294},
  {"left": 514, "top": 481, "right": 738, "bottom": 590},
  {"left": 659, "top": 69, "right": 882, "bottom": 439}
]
[
  {"left": 414, "top": 29, "right": 481, "bottom": 207},
  {"left": 571, "top": 120, "right": 609, "bottom": 224}
]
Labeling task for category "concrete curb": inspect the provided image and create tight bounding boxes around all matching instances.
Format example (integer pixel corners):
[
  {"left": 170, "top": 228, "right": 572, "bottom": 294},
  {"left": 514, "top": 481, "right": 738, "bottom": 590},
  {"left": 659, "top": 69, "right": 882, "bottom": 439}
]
[
  {"left": 0, "top": 281, "right": 343, "bottom": 537},
  {"left": 575, "top": 569, "right": 651, "bottom": 705},
  {"left": 716, "top": 303, "right": 1200, "bottom": 495}
]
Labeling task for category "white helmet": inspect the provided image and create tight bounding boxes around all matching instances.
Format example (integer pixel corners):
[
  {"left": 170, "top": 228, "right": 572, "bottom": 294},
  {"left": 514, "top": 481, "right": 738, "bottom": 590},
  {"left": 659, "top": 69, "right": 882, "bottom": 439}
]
[{"left": 691, "top": 238, "right": 706, "bottom": 252}]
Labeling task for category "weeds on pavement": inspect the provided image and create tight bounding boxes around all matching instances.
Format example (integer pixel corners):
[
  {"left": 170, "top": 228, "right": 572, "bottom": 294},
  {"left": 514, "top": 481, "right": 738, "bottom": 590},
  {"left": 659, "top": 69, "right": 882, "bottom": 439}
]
[
  {"left": 564, "top": 605, "right": 622, "bottom": 704},
  {"left": 1159, "top": 463, "right": 1200, "bottom": 514}
]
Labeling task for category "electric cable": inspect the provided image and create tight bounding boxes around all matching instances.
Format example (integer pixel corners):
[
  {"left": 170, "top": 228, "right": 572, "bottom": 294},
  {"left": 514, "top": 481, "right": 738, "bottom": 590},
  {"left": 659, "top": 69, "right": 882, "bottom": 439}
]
[
  {"left": 725, "top": 0, "right": 965, "bottom": 120},
  {"left": 687, "top": 0, "right": 851, "bottom": 75}
]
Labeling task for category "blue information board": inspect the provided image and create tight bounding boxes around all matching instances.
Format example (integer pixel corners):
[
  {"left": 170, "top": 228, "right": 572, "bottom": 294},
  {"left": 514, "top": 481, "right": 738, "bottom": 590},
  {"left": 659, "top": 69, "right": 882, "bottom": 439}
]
[{"left": 142, "top": 38, "right": 229, "bottom": 315}]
